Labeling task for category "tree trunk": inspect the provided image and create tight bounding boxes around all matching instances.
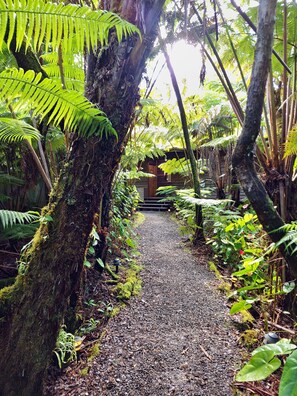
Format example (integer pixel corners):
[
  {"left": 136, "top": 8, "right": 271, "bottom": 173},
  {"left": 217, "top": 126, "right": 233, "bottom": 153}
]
[
  {"left": 0, "top": 1, "right": 165, "bottom": 394},
  {"left": 159, "top": 35, "right": 204, "bottom": 243},
  {"left": 232, "top": 0, "right": 297, "bottom": 281}
]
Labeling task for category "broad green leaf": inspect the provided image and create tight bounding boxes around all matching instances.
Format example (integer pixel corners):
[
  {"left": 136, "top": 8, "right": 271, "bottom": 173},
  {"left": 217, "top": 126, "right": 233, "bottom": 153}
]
[
  {"left": 282, "top": 281, "right": 295, "bottom": 294},
  {"left": 126, "top": 238, "right": 136, "bottom": 248},
  {"left": 84, "top": 260, "right": 92, "bottom": 268},
  {"left": 279, "top": 350, "right": 297, "bottom": 396},
  {"left": 252, "top": 341, "right": 296, "bottom": 356},
  {"left": 88, "top": 246, "right": 95, "bottom": 255},
  {"left": 236, "top": 284, "right": 265, "bottom": 293},
  {"left": 230, "top": 300, "right": 252, "bottom": 315},
  {"left": 96, "top": 258, "right": 104, "bottom": 268},
  {"left": 232, "top": 259, "right": 261, "bottom": 277},
  {"left": 236, "top": 351, "right": 281, "bottom": 382},
  {"left": 243, "top": 213, "right": 255, "bottom": 223},
  {"left": 225, "top": 223, "right": 235, "bottom": 232}
]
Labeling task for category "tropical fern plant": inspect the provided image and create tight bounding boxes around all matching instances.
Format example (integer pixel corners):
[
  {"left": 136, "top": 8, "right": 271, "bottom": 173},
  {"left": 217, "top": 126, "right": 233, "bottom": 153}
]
[
  {"left": 41, "top": 52, "right": 85, "bottom": 91},
  {"left": 0, "top": 117, "right": 41, "bottom": 143},
  {"left": 0, "top": 68, "right": 116, "bottom": 138},
  {"left": 0, "top": 0, "right": 140, "bottom": 54},
  {"left": 272, "top": 222, "right": 297, "bottom": 255},
  {"left": 0, "top": 209, "right": 39, "bottom": 228}
]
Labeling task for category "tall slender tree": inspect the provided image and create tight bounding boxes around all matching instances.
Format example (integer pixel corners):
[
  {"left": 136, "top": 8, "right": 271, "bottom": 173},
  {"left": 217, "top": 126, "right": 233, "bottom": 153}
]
[{"left": 232, "top": 0, "right": 297, "bottom": 281}]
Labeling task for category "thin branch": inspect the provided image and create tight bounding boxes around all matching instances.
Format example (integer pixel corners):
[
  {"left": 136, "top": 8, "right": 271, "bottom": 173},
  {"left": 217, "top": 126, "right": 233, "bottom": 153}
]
[{"left": 230, "top": 0, "right": 291, "bottom": 75}]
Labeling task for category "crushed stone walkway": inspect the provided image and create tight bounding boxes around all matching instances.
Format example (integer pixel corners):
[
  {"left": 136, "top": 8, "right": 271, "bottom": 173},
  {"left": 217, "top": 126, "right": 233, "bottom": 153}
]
[{"left": 84, "top": 212, "right": 240, "bottom": 395}]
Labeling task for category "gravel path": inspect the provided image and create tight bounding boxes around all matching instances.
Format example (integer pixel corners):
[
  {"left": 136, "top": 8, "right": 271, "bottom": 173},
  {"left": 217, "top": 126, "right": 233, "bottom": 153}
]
[{"left": 85, "top": 212, "right": 240, "bottom": 395}]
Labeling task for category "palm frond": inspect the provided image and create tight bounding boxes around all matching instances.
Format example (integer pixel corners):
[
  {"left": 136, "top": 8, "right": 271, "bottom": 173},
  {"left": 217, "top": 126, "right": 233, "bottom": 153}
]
[
  {"left": 0, "top": 0, "right": 140, "bottom": 53},
  {"left": 0, "top": 209, "right": 39, "bottom": 229},
  {"left": 0, "top": 117, "right": 41, "bottom": 143},
  {"left": 0, "top": 68, "right": 116, "bottom": 138}
]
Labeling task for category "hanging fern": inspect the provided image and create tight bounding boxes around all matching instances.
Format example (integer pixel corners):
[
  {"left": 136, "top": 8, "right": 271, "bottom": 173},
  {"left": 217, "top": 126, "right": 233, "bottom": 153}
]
[
  {"left": 0, "top": 117, "right": 41, "bottom": 143},
  {"left": 0, "top": 0, "right": 140, "bottom": 54},
  {"left": 0, "top": 209, "right": 39, "bottom": 229},
  {"left": 0, "top": 68, "right": 116, "bottom": 138}
]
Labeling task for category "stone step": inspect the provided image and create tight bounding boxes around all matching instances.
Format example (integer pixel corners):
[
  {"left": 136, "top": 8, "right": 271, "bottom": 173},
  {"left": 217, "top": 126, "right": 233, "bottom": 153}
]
[
  {"left": 138, "top": 205, "right": 168, "bottom": 212},
  {"left": 137, "top": 199, "right": 171, "bottom": 212}
]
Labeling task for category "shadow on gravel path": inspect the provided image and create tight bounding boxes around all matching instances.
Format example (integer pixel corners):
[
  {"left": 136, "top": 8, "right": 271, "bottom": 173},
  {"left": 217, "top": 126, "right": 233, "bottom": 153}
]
[{"left": 86, "top": 212, "right": 240, "bottom": 396}]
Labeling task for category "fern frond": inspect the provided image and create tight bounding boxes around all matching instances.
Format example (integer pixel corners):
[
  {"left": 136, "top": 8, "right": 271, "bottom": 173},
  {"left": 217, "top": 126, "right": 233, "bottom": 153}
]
[
  {"left": 272, "top": 223, "right": 297, "bottom": 255},
  {"left": 183, "top": 196, "right": 233, "bottom": 207},
  {"left": 0, "top": 222, "right": 38, "bottom": 240},
  {"left": 278, "top": 222, "right": 297, "bottom": 232},
  {"left": 0, "top": 209, "right": 39, "bottom": 229},
  {"left": 0, "top": 0, "right": 140, "bottom": 53},
  {"left": 0, "top": 172, "right": 24, "bottom": 186},
  {"left": 0, "top": 68, "right": 116, "bottom": 138},
  {"left": 159, "top": 158, "right": 189, "bottom": 175},
  {"left": 284, "top": 125, "right": 297, "bottom": 157},
  {"left": 0, "top": 117, "right": 41, "bottom": 143},
  {"left": 0, "top": 42, "right": 17, "bottom": 72},
  {"left": 42, "top": 64, "right": 84, "bottom": 91},
  {"left": 201, "top": 134, "right": 237, "bottom": 148}
]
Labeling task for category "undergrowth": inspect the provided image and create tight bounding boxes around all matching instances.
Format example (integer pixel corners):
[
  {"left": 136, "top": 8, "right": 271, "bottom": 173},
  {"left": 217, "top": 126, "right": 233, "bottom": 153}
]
[{"left": 157, "top": 185, "right": 297, "bottom": 395}]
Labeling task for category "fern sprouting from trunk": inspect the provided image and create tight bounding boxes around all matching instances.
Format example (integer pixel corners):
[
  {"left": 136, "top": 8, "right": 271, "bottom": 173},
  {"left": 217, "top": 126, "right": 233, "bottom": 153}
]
[
  {"left": 0, "top": 209, "right": 39, "bottom": 229},
  {"left": 0, "top": 0, "right": 140, "bottom": 54},
  {"left": 0, "top": 68, "right": 116, "bottom": 138}
]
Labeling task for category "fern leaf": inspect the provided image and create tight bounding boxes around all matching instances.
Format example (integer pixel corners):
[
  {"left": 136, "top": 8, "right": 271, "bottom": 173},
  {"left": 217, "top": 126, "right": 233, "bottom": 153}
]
[
  {"left": 201, "top": 134, "right": 237, "bottom": 148},
  {"left": 0, "top": 172, "right": 24, "bottom": 186},
  {"left": 0, "top": 68, "right": 116, "bottom": 138},
  {"left": 0, "top": 0, "right": 140, "bottom": 53},
  {"left": 0, "top": 209, "right": 39, "bottom": 228},
  {"left": 183, "top": 196, "right": 233, "bottom": 206},
  {"left": 284, "top": 125, "right": 297, "bottom": 157},
  {"left": 0, "top": 117, "right": 41, "bottom": 143}
]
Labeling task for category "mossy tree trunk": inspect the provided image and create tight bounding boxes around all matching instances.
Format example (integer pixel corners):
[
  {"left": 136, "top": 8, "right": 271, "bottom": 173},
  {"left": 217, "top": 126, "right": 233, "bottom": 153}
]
[
  {"left": 232, "top": 0, "right": 297, "bottom": 282},
  {"left": 0, "top": 1, "right": 165, "bottom": 394}
]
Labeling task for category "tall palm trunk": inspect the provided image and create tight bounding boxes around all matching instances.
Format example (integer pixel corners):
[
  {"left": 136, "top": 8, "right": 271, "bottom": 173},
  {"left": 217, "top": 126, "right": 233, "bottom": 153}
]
[{"left": 0, "top": 1, "right": 165, "bottom": 394}]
